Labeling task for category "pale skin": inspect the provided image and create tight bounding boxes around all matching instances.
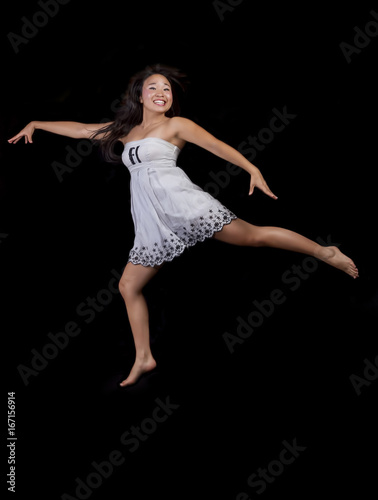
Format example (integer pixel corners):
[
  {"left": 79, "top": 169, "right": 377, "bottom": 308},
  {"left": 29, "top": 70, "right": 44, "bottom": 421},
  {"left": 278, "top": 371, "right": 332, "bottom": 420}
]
[{"left": 8, "top": 74, "right": 359, "bottom": 387}]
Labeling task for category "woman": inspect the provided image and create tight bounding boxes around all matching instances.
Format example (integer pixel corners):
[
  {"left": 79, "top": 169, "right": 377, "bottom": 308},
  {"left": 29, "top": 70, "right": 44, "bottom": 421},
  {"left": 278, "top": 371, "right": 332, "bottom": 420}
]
[{"left": 8, "top": 64, "right": 358, "bottom": 387}]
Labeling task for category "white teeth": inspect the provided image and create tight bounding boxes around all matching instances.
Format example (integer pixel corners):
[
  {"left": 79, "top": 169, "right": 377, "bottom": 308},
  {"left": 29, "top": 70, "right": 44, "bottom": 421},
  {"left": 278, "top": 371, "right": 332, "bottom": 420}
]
[{"left": 154, "top": 100, "right": 165, "bottom": 105}]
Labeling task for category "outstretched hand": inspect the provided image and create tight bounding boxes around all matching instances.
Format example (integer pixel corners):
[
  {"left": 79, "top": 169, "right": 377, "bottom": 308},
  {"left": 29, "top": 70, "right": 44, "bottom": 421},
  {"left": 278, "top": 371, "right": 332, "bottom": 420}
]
[
  {"left": 249, "top": 168, "right": 278, "bottom": 200},
  {"left": 8, "top": 122, "right": 35, "bottom": 144}
]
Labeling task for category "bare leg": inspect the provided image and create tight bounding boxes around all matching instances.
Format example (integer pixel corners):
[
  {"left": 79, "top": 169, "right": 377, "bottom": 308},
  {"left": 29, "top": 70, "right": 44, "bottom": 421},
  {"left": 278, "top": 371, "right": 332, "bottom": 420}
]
[
  {"left": 213, "top": 219, "right": 359, "bottom": 278},
  {"left": 118, "top": 262, "right": 162, "bottom": 387}
]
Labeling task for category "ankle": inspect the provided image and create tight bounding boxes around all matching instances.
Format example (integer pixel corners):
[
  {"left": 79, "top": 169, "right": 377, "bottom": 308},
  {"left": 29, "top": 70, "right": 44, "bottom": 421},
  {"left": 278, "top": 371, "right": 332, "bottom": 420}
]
[
  {"left": 315, "top": 245, "right": 337, "bottom": 261},
  {"left": 135, "top": 351, "right": 153, "bottom": 362}
]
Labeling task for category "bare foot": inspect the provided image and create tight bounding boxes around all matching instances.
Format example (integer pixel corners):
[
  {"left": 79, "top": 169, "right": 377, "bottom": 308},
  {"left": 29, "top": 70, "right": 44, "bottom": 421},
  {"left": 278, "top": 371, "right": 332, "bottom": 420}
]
[
  {"left": 316, "top": 246, "right": 359, "bottom": 278},
  {"left": 119, "top": 356, "right": 157, "bottom": 387}
]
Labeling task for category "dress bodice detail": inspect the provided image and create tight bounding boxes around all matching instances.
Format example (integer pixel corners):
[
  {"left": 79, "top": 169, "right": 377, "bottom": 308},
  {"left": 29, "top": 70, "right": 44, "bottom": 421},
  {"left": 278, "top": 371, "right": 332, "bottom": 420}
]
[{"left": 122, "top": 138, "right": 181, "bottom": 172}]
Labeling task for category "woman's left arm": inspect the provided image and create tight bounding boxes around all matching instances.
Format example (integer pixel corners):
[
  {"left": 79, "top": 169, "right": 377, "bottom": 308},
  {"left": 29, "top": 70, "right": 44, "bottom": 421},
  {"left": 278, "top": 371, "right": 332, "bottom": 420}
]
[{"left": 171, "top": 117, "right": 278, "bottom": 199}]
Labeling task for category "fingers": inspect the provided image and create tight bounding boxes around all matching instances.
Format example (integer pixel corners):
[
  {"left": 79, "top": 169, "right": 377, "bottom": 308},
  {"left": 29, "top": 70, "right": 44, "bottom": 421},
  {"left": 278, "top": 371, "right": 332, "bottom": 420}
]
[
  {"left": 260, "top": 181, "right": 278, "bottom": 199},
  {"left": 263, "top": 184, "right": 278, "bottom": 200},
  {"left": 249, "top": 177, "right": 278, "bottom": 200},
  {"left": 7, "top": 134, "right": 22, "bottom": 144},
  {"left": 8, "top": 133, "right": 32, "bottom": 144}
]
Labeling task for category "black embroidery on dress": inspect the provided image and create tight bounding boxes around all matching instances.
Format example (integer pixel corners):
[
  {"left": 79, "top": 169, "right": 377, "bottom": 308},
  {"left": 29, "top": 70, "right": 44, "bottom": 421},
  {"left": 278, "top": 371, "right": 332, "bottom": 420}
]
[
  {"left": 128, "top": 207, "right": 237, "bottom": 267},
  {"left": 129, "top": 146, "right": 141, "bottom": 165},
  {"left": 135, "top": 146, "right": 141, "bottom": 163}
]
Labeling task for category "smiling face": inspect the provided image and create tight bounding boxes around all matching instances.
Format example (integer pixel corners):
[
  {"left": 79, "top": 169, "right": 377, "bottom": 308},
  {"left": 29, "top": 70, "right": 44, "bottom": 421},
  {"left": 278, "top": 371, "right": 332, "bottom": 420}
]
[{"left": 140, "top": 74, "right": 173, "bottom": 115}]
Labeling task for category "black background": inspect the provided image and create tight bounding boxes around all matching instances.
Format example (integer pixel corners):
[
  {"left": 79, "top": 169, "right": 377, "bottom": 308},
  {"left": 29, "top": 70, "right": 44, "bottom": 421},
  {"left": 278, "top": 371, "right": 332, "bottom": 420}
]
[{"left": 2, "top": 1, "right": 377, "bottom": 499}]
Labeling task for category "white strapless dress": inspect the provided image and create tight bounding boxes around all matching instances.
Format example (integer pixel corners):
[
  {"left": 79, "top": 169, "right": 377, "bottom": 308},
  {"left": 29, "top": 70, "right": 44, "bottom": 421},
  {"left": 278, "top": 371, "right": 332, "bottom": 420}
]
[{"left": 122, "top": 137, "right": 237, "bottom": 266}]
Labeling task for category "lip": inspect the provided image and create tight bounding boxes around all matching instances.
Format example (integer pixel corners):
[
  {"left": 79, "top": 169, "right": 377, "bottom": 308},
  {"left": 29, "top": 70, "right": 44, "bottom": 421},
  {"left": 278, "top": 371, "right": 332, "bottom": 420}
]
[{"left": 153, "top": 99, "right": 167, "bottom": 106}]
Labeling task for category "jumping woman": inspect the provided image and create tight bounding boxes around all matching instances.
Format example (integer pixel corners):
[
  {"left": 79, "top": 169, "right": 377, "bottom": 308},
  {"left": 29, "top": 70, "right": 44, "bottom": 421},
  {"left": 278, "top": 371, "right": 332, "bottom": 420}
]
[{"left": 8, "top": 64, "right": 358, "bottom": 387}]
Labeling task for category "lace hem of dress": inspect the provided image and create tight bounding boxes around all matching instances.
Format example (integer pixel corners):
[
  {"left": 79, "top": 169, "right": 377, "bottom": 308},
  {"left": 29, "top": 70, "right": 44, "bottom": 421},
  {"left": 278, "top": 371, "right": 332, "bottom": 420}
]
[{"left": 128, "top": 207, "right": 237, "bottom": 267}]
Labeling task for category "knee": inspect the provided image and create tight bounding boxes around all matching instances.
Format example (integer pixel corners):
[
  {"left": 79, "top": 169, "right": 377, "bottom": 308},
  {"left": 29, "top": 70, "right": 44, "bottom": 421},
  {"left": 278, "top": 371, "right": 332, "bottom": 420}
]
[
  {"left": 119, "top": 276, "right": 140, "bottom": 301},
  {"left": 245, "top": 228, "right": 266, "bottom": 247}
]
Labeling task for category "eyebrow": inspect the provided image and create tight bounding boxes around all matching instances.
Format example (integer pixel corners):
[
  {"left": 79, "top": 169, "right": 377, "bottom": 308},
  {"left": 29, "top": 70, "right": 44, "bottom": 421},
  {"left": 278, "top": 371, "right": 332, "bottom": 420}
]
[{"left": 147, "top": 82, "right": 171, "bottom": 87}]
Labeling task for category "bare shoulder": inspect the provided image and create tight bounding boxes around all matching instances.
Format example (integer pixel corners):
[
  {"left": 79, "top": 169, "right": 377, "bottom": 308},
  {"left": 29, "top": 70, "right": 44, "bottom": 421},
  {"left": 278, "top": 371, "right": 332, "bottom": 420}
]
[
  {"left": 167, "top": 116, "right": 201, "bottom": 141},
  {"left": 168, "top": 116, "right": 218, "bottom": 149},
  {"left": 168, "top": 116, "right": 196, "bottom": 133},
  {"left": 165, "top": 117, "right": 196, "bottom": 149}
]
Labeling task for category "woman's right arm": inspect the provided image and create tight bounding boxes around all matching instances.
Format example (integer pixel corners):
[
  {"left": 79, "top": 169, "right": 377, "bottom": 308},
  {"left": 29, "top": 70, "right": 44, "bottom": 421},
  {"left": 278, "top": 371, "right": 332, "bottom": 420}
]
[{"left": 8, "top": 121, "right": 112, "bottom": 144}]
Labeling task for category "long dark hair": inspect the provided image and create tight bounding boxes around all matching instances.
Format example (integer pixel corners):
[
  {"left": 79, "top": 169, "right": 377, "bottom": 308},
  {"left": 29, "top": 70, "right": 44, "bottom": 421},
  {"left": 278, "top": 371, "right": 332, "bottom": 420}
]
[{"left": 92, "top": 63, "right": 188, "bottom": 163}]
